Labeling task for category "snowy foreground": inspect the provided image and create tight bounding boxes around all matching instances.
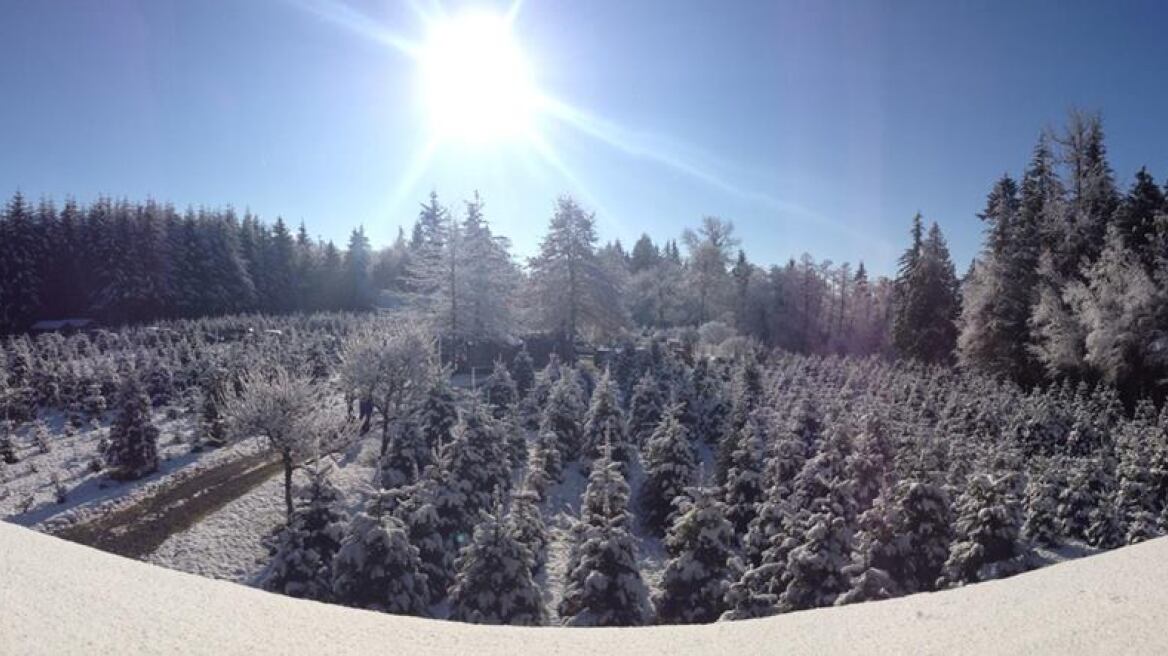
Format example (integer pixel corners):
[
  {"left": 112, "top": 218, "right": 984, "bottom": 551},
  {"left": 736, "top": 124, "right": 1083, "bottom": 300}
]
[{"left": 2, "top": 522, "right": 1165, "bottom": 655}]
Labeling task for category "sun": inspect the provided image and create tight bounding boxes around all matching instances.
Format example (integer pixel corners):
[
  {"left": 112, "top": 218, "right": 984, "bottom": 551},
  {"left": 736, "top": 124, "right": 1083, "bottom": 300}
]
[{"left": 418, "top": 11, "right": 538, "bottom": 144}]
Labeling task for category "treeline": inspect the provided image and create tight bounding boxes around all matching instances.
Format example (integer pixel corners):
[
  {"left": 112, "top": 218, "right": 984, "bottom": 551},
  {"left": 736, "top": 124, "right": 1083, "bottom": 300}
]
[
  {"left": 4, "top": 107, "right": 1164, "bottom": 401},
  {"left": 0, "top": 195, "right": 390, "bottom": 328},
  {"left": 959, "top": 109, "right": 1168, "bottom": 403},
  {"left": 0, "top": 190, "right": 897, "bottom": 361}
]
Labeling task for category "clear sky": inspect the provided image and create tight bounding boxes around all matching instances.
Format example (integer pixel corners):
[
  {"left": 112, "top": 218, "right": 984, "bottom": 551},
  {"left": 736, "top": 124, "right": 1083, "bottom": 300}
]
[{"left": 4, "top": 0, "right": 1168, "bottom": 276}]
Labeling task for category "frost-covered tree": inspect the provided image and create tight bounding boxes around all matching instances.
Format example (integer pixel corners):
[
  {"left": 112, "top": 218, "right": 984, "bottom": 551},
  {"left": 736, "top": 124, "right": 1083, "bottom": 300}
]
[
  {"left": 104, "top": 375, "right": 160, "bottom": 481},
  {"left": 655, "top": 487, "right": 736, "bottom": 624},
  {"left": 261, "top": 463, "right": 348, "bottom": 601},
  {"left": 1066, "top": 227, "right": 1168, "bottom": 399},
  {"left": 959, "top": 173, "right": 1042, "bottom": 383},
  {"left": 341, "top": 324, "right": 439, "bottom": 458},
  {"left": 640, "top": 405, "right": 697, "bottom": 536},
  {"left": 458, "top": 193, "right": 521, "bottom": 340},
  {"left": 227, "top": 366, "right": 332, "bottom": 519},
  {"left": 527, "top": 196, "right": 625, "bottom": 348},
  {"left": 331, "top": 490, "right": 430, "bottom": 615}
]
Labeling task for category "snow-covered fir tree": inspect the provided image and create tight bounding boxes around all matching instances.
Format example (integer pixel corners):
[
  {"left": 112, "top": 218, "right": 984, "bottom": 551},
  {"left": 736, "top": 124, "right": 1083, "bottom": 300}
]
[
  {"left": 540, "top": 370, "right": 585, "bottom": 461},
  {"left": 581, "top": 369, "right": 627, "bottom": 464},
  {"left": 448, "top": 506, "right": 545, "bottom": 625},
  {"left": 331, "top": 489, "right": 430, "bottom": 615},
  {"left": 379, "top": 417, "right": 431, "bottom": 490},
  {"left": 507, "top": 484, "right": 548, "bottom": 575},
  {"left": 390, "top": 465, "right": 457, "bottom": 602},
  {"left": 439, "top": 401, "right": 511, "bottom": 530},
  {"left": 482, "top": 359, "right": 518, "bottom": 419},
  {"left": 1022, "top": 459, "right": 1065, "bottom": 546},
  {"left": 627, "top": 371, "right": 664, "bottom": 446},
  {"left": 723, "top": 415, "right": 767, "bottom": 535},
  {"left": 261, "top": 463, "right": 348, "bottom": 602},
  {"left": 524, "top": 429, "right": 562, "bottom": 502},
  {"left": 941, "top": 472, "right": 1027, "bottom": 585},
  {"left": 777, "top": 511, "right": 853, "bottom": 612},
  {"left": 509, "top": 347, "right": 535, "bottom": 399},
  {"left": 417, "top": 375, "right": 459, "bottom": 453},
  {"left": 654, "top": 486, "right": 736, "bottom": 624},
  {"left": 104, "top": 375, "right": 159, "bottom": 481},
  {"left": 559, "top": 514, "right": 653, "bottom": 626},
  {"left": 640, "top": 404, "right": 697, "bottom": 536}
]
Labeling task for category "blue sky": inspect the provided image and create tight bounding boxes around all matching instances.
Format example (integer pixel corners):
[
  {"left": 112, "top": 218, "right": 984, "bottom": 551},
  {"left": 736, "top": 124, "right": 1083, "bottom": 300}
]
[{"left": 4, "top": 0, "right": 1168, "bottom": 276}]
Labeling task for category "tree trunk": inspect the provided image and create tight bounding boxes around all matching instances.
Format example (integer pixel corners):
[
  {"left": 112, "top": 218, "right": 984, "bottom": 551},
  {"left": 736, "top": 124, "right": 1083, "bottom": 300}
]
[
  {"left": 282, "top": 449, "right": 294, "bottom": 521},
  {"left": 379, "top": 410, "right": 392, "bottom": 458}
]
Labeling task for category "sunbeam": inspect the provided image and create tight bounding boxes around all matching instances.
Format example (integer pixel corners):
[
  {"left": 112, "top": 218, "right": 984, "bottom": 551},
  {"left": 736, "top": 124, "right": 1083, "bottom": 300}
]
[
  {"left": 381, "top": 136, "right": 442, "bottom": 223},
  {"left": 287, "top": 0, "right": 422, "bottom": 58}
]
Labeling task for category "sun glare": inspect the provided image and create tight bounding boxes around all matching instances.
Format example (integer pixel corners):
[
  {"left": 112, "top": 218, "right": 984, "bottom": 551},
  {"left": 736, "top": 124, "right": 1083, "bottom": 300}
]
[{"left": 418, "top": 11, "right": 538, "bottom": 144}]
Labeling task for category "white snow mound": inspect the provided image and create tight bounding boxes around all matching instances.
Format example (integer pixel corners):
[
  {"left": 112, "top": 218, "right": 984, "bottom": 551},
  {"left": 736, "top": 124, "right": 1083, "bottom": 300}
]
[{"left": 2, "top": 522, "right": 1166, "bottom": 655}]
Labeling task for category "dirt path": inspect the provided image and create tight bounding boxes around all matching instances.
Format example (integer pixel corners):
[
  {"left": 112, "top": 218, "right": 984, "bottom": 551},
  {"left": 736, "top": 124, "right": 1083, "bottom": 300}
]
[{"left": 51, "top": 452, "right": 282, "bottom": 560}]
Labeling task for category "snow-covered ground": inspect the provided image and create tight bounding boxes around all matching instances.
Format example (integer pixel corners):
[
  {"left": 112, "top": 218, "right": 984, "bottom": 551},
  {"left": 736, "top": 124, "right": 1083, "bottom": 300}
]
[
  {"left": 146, "top": 433, "right": 380, "bottom": 583},
  {"left": 3, "top": 521, "right": 1166, "bottom": 655},
  {"left": 0, "top": 408, "right": 266, "bottom": 530}
]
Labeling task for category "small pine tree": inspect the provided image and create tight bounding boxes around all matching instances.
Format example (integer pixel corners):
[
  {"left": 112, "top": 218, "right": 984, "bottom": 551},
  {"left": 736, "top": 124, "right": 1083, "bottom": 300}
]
[
  {"left": 942, "top": 473, "right": 1026, "bottom": 585},
  {"left": 640, "top": 405, "right": 696, "bottom": 536},
  {"left": 392, "top": 466, "right": 457, "bottom": 602},
  {"left": 894, "top": 479, "right": 952, "bottom": 592},
  {"left": 483, "top": 360, "right": 518, "bottom": 419},
  {"left": 777, "top": 511, "right": 853, "bottom": 612},
  {"left": 627, "top": 372, "right": 664, "bottom": 446},
  {"left": 581, "top": 369, "right": 626, "bottom": 463},
  {"left": 261, "top": 463, "right": 348, "bottom": 602},
  {"left": 508, "top": 485, "right": 548, "bottom": 575},
  {"left": 331, "top": 490, "right": 430, "bottom": 615},
  {"left": 1022, "top": 461, "right": 1064, "bottom": 547},
  {"left": 540, "top": 371, "right": 585, "bottom": 460},
  {"left": 723, "top": 416, "right": 767, "bottom": 535},
  {"left": 524, "top": 429, "right": 562, "bottom": 502},
  {"left": 104, "top": 376, "right": 160, "bottom": 481},
  {"left": 0, "top": 422, "right": 19, "bottom": 464},
  {"left": 559, "top": 516, "right": 653, "bottom": 627},
  {"left": 418, "top": 377, "right": 459, "bottom": 452},
  {"left": 380, "top": 418, "right": 431, "bottom": 490},
  {"left": 440, "top": 403, "right": 511, "bottom": 524},
  {"left": 198, "top": 381, "right": 228, "bottom": 449},
  {"left": 448, "top": 507, "right": 546, "bottom": 625},
  {"left": 509, "top": 347, "right": 535, "bottom": 399},
  {"left": 655, "top": 487, "right": 736, "bottom": 624}
]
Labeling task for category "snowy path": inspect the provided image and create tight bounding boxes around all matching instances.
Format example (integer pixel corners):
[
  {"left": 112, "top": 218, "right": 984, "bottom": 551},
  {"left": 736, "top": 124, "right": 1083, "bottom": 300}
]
[{"left": 146, "top": 435, "right": 380, "bottom": 582}]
